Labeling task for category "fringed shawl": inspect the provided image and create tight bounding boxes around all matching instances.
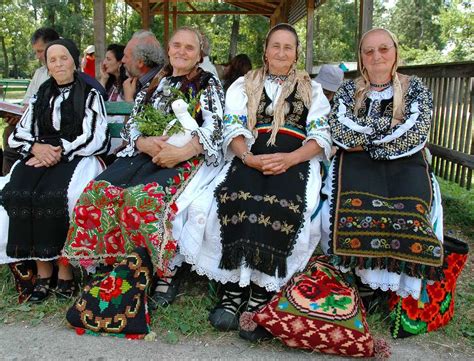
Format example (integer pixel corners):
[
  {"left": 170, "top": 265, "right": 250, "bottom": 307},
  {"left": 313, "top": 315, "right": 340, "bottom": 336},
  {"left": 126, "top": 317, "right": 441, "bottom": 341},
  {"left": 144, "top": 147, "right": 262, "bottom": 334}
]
[{"left": 244, "top": 66, "right": 313, "bottom": 145}]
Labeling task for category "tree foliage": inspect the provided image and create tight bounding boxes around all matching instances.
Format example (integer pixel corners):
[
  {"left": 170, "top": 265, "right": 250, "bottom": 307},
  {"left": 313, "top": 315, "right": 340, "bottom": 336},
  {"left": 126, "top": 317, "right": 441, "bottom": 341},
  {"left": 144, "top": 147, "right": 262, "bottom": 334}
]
[{"left": 0, "top": 0, "right": 472, "bottom": 79}]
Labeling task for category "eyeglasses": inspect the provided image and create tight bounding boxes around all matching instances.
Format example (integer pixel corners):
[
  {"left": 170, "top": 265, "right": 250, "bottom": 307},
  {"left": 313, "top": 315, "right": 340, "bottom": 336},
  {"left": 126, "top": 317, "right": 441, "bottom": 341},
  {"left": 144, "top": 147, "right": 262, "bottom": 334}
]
[{"left": 361, "top": 44, "right": 395, "bottom": 56}]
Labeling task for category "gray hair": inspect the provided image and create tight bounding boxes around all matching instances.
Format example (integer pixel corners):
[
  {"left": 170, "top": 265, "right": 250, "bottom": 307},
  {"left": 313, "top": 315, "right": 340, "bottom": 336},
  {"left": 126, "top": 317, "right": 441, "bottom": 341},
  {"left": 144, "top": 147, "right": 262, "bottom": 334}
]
[{"left": 131, "top": 30, "right": 164, "bottom": 68}]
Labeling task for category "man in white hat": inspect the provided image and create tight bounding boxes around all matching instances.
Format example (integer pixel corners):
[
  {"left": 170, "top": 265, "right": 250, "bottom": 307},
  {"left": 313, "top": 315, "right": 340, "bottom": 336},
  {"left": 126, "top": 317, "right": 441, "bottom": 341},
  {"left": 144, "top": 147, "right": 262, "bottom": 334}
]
[
  {"left": 82, "top": 44, "right": 96, "bottom": 78},
  {"left": 314, "top": 64, "right": 344, "bottom": 105}
]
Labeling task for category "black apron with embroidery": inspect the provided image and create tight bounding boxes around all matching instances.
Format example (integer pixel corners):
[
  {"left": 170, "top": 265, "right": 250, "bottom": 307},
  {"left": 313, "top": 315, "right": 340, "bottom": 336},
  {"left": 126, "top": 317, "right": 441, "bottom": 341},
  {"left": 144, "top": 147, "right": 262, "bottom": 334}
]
[
  {"left": 1, "top": 157, "right": 82, "bottom": 259},
  {"left": 329, "top": 150, "right": 443, "bottom": 281},
  {"left": 1, "top": 77, "right": 92, "bottom": 260},
  {"left": 216, "top": 85, "right": 310, "bottom": 278}
]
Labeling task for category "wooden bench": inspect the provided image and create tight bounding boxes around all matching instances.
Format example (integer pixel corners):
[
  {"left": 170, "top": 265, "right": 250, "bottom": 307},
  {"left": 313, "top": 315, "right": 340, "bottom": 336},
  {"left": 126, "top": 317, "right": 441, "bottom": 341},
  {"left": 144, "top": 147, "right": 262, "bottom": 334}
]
[
  {"left": 104, "top": 101, "right": 133, "bottom": 138},
  {"left": 0, "top": 79, "right": 30, "bottom": 101}
]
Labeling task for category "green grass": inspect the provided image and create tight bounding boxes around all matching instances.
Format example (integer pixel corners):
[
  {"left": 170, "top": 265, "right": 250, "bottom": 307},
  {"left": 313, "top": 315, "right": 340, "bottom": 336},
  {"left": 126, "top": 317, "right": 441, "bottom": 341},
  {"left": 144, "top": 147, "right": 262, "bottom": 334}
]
[
  {"left": 438, "top": 177, "right": 474, "bottom": 239},
  {"left": 0, "top": 178, "right": 472, "bottom": 350}
]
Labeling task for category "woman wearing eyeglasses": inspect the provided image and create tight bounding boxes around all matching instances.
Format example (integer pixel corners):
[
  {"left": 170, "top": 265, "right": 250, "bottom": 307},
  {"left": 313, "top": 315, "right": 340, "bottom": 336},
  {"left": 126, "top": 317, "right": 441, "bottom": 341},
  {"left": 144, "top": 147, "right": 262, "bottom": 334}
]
[{"left": 320, "top": 28, "right": 444, "bottom": 302}]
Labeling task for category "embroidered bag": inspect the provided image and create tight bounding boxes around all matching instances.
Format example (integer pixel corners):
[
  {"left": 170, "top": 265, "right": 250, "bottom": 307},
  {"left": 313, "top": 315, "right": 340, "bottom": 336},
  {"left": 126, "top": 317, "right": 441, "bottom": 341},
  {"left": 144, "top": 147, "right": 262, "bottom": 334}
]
[
  {"left": 8, "top": 260, "right": 37, "bottom": 304},
  {"left": 253, "top": 256, "right": 375, "bottom": 357},
  {"left": 66, "top": 247, "right": 153, "bottom": 339},
  {"left": 388, "top": 235, "right": 469, "bottom": 338}
]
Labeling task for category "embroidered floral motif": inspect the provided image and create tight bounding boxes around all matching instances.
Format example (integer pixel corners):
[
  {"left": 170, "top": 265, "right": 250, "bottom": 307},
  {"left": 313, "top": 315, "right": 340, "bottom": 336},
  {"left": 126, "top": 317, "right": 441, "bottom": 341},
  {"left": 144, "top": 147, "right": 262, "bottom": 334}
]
[
  {"left": 89, "top": 270, "right": 132, "bottom": 312},
  {"left": 219, "top": 190, "right": 302, "bottom": 214},
  {"left": 223, "top": 114, "right": 248, "bottom": 126}
]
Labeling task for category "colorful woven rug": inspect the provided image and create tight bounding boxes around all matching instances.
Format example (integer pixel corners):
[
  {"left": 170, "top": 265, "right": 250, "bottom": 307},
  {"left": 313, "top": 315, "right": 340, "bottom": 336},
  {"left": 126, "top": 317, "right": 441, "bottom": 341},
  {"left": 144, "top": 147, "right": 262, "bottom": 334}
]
[
  {"left": 66, "top": 247, "right": 153, "bottom": 339},
  {"left": 254, "top": 256, "right": 375, "bottom": 357}
]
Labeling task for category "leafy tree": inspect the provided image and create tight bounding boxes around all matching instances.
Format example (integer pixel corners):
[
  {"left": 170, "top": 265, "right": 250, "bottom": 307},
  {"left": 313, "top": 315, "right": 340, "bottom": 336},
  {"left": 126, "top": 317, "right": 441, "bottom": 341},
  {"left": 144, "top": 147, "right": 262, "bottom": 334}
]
[
  {"left": 439, "top": 0, "right": 473, "bottom": 61},
  {"left": 0, "top": 0, "right": 35, "bottom": 78}
]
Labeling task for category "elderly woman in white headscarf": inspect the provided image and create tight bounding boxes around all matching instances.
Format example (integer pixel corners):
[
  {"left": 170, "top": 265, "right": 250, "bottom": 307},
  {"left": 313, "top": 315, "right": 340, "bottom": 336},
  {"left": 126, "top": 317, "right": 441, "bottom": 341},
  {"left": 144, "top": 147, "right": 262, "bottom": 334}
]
[
  {"left": 320, "top": 28, "right": 444, "bottom": 302},
  {"left": 176, "top": 23, "right": 331, "bottom": 341}
]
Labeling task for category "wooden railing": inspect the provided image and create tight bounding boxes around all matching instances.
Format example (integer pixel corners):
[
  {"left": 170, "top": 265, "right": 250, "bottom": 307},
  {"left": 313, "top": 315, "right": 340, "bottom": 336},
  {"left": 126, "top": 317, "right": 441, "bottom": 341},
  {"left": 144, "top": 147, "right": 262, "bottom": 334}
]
[{"left": 344, "top": 62, "right": 474, "bottom": 190}]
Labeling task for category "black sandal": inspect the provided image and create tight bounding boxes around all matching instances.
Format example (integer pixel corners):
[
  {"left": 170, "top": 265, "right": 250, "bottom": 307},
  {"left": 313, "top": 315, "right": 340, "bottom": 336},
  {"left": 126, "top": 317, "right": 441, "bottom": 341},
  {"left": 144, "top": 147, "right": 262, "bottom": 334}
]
[
  {"left": 149, "top": 274, "right": 181, "bottom": 309},
  {"left": 239, "top": 283, "right": 274, "bottom": 342},
  {"left": 56, "top": 279, "right": 76, "bottom": 299},
  {"left": 209, "top": 283, "right": 248, "bottom": 331},
  {"left": 28, "top": 277, "right": 52, "bottom": 304}
]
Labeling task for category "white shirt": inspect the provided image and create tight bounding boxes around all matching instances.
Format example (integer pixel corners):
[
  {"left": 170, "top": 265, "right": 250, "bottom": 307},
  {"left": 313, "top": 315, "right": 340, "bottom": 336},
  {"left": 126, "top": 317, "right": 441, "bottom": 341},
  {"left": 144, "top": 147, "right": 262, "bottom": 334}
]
[
  {"left": 199, "top": 56, "right": 219, "bottom": 79},
  {"left": 23, "top": 65, "right": 49, "bottom": 105}
]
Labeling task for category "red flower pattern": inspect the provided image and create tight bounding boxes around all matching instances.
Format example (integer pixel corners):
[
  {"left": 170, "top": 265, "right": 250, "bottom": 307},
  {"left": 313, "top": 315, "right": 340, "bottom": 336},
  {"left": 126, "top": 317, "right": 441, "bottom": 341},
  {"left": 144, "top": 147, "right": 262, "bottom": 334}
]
[
  {"left": 99, "top": 276, "right": 123, "bottom": 302},
  {"left": 120, "top": 206, "right": 141, "bottom": 230},
  {"left": 75, "top": 205, "right": 102, "bottom": 230},
  {"left": 104, "top": 229, "right": 125, "bottom": 254},
  {"left": 70, "top": 230, "right": 98, "bottom": 250}
]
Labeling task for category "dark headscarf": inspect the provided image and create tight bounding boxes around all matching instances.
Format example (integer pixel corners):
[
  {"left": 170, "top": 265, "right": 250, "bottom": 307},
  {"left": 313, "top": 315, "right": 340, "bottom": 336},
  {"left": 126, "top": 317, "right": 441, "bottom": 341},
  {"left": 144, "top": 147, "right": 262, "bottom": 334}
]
[{"left": 45, "top": 38, "right": 80, "bottom": 69}]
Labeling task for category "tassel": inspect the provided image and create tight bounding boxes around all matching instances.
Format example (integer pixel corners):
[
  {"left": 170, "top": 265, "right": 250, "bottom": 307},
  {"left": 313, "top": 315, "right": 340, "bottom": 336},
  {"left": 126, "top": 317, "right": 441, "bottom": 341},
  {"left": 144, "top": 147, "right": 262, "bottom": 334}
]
[
  {"left": 419, "top": 279, "right": 430, "bottom": 307},
  {"left": 240, "top": 311, "right": 257, "bottom": 332},
  {"left": 374, "top": 338, "right": 392, "bottom": 360}
]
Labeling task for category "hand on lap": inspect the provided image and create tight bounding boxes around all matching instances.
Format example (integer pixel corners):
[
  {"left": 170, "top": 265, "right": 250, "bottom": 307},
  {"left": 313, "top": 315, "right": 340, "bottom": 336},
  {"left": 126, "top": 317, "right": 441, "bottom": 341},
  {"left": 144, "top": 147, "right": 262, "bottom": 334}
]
[{"left": 30, "top": 143, "right": 62, "bottom": 167}]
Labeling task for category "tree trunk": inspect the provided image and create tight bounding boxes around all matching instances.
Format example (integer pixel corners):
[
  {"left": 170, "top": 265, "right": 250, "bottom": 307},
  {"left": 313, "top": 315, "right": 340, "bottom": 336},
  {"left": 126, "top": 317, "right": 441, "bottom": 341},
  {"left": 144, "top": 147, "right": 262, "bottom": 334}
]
[
  {"left": 228, "top": 15, "right": 240, "bottom": 61},
  {"left": 46, "top": 3, "right": 55, "bottom": 27},
  {"left": 11, "top": 46, "right": 18, "bottom": 78},
  {"left": 1, "top": 36, "right": 9, "bottom": 78},
  {"left": 71, "top": 0, "right": 82, "bottom": 50}
]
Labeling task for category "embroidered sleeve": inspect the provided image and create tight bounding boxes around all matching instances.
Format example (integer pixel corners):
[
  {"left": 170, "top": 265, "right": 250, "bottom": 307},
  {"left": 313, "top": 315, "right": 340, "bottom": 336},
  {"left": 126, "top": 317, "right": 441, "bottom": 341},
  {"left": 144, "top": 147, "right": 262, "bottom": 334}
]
[
  {"left": 118, "top": 88, "right": 148, "bottom": 157},
  {"left": 303, "top": 80, "right": 332, "bottom": 160},
  {"left": 61, "top": 89, "right": 110, "bottom": 160},
  {"left": 329, "top": 80, "right": 372, "bottom": 149},
  {"left": 222, "top": 76, "right": 254, "bottom": 160},
  {"left": 8, "top": 97, "right": 37, "bottom": 157},
  {"left": 368, "top": 77, "right": 433, "bottom": 160},
  {"left": 191, "top": 75, "right": 225, "bottom": 166}
]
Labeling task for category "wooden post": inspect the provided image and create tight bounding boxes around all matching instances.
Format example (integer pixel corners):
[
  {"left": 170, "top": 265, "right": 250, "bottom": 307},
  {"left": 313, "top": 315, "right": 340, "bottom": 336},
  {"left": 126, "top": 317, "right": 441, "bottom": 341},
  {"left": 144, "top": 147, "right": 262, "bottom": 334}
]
[
  {"left": 305, "top": 0, "right": 315, "bottom": 74},
  {"left": 93, "top": 0, "right": 106, "bottom": 79},
  {"left": 359, "top": 0, "right": 373, "bottom": 41},
  {"left": 172, "top": 0, "right": 177, "bottom": 31},
  {"left": 164, "top": 0, "right": 170, "bottom": 45},
  {"left": 142, "top": 0, "right": 150, "bottom": 30}
]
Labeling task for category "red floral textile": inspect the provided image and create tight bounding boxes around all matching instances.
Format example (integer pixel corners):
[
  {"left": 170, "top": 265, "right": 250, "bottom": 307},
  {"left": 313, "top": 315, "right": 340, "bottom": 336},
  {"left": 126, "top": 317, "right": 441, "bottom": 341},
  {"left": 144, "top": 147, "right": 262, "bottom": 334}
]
[
  {"left": 66, "top": 247, "right": 153, "bottom": 339},
  {"left": 62, "top": 158, "right": 202, "bottom": 276},
  {"left": 253, "top": 256, "right": 375, "bottom": 357},
  {"left": 388, "top": 235, "right": 469, "bottom": 338}
]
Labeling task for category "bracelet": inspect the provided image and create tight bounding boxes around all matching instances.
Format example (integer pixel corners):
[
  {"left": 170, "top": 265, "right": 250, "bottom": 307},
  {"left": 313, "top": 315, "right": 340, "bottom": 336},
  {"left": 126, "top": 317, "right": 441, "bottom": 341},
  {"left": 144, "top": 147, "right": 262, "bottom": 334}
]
[
  {"left": 190, "top": 142, "right": 201, "bottom": 157},
  {"left": 240, "top": 151, "right": 253, "bottom": 165}
]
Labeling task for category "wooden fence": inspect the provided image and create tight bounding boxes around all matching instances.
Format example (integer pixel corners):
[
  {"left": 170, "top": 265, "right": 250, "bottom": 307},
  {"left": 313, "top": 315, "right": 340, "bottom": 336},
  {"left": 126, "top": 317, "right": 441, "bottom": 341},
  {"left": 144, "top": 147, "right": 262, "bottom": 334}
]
[{"left": 344, "top": 62, "right": 474, "bottom": 190}]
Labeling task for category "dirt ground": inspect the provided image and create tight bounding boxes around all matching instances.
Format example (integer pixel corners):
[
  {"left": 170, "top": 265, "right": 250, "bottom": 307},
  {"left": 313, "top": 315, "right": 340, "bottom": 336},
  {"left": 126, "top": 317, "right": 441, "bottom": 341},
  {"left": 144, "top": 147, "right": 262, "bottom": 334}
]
[{"left": 0, "top": 321, "right": 472, "bottom": 360}]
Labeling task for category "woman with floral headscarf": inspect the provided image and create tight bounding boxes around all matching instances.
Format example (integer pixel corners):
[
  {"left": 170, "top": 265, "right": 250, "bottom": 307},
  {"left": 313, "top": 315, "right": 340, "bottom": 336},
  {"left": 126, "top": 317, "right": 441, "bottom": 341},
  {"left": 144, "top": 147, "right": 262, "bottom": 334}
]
[
  {"left": 176, "top": 23, "right": 331, "bottom": 341},
  {"left": 320, "top": 28, "right": 444, "bottom": 301}
]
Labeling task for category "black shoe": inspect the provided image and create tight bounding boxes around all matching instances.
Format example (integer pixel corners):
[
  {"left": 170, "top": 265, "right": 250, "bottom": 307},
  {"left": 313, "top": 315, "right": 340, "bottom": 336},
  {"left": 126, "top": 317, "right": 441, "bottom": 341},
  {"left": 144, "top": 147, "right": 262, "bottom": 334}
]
[
  {"left": 56, "top": 279, "right": 76, "bottom": 299},
  {"left": 209, "top": 283, "right": 247, "bottom": 331},
  {"left": 28, "top": 277, "right": 52, "bottom": 304},
  {"left": 209, "top": 308, "right": 240, "bottom": 331},
  {"left": 149, "top": 275, "right": 180, "bottom": 309},
  {"left": 239, "top": 326, "right": 273, "bottom": 342}
]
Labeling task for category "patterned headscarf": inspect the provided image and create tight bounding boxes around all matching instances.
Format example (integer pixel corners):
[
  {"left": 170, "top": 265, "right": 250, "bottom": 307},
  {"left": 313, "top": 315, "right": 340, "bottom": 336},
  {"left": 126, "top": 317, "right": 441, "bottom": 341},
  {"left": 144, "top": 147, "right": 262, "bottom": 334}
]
[
  {"left": 354, "top": 28, "right": 410, "bottom": 122},
  {"left": 244, "top": 23, "right": 312, "bottom": 146}
]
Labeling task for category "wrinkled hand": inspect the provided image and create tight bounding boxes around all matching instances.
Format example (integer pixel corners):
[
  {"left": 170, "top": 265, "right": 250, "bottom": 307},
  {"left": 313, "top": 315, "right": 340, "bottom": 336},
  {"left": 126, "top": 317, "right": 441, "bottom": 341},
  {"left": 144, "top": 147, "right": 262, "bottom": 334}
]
[
  {"left": 152, "top": 143, "right": 185, "bottom": 168},
  {"left": 30, "top": 143, "right": 62, "bottom": 167},
  {"left": 123, "top": 77, "right": 137, "bottom": 102},
  {"left": 25, "top": 156, "right": 44, "bottom": 168},
  {"left": 260, "top": 153, "right": 296, "bottom": 175},
  {"left": 3, "top": 114, "right": 21, "bottom": 126},
  {"left": 136, "top": 136, "right": 169, "bottom": 158},
  {"left": 244, "top": 154, "right": 265, "bottom": 173}
]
